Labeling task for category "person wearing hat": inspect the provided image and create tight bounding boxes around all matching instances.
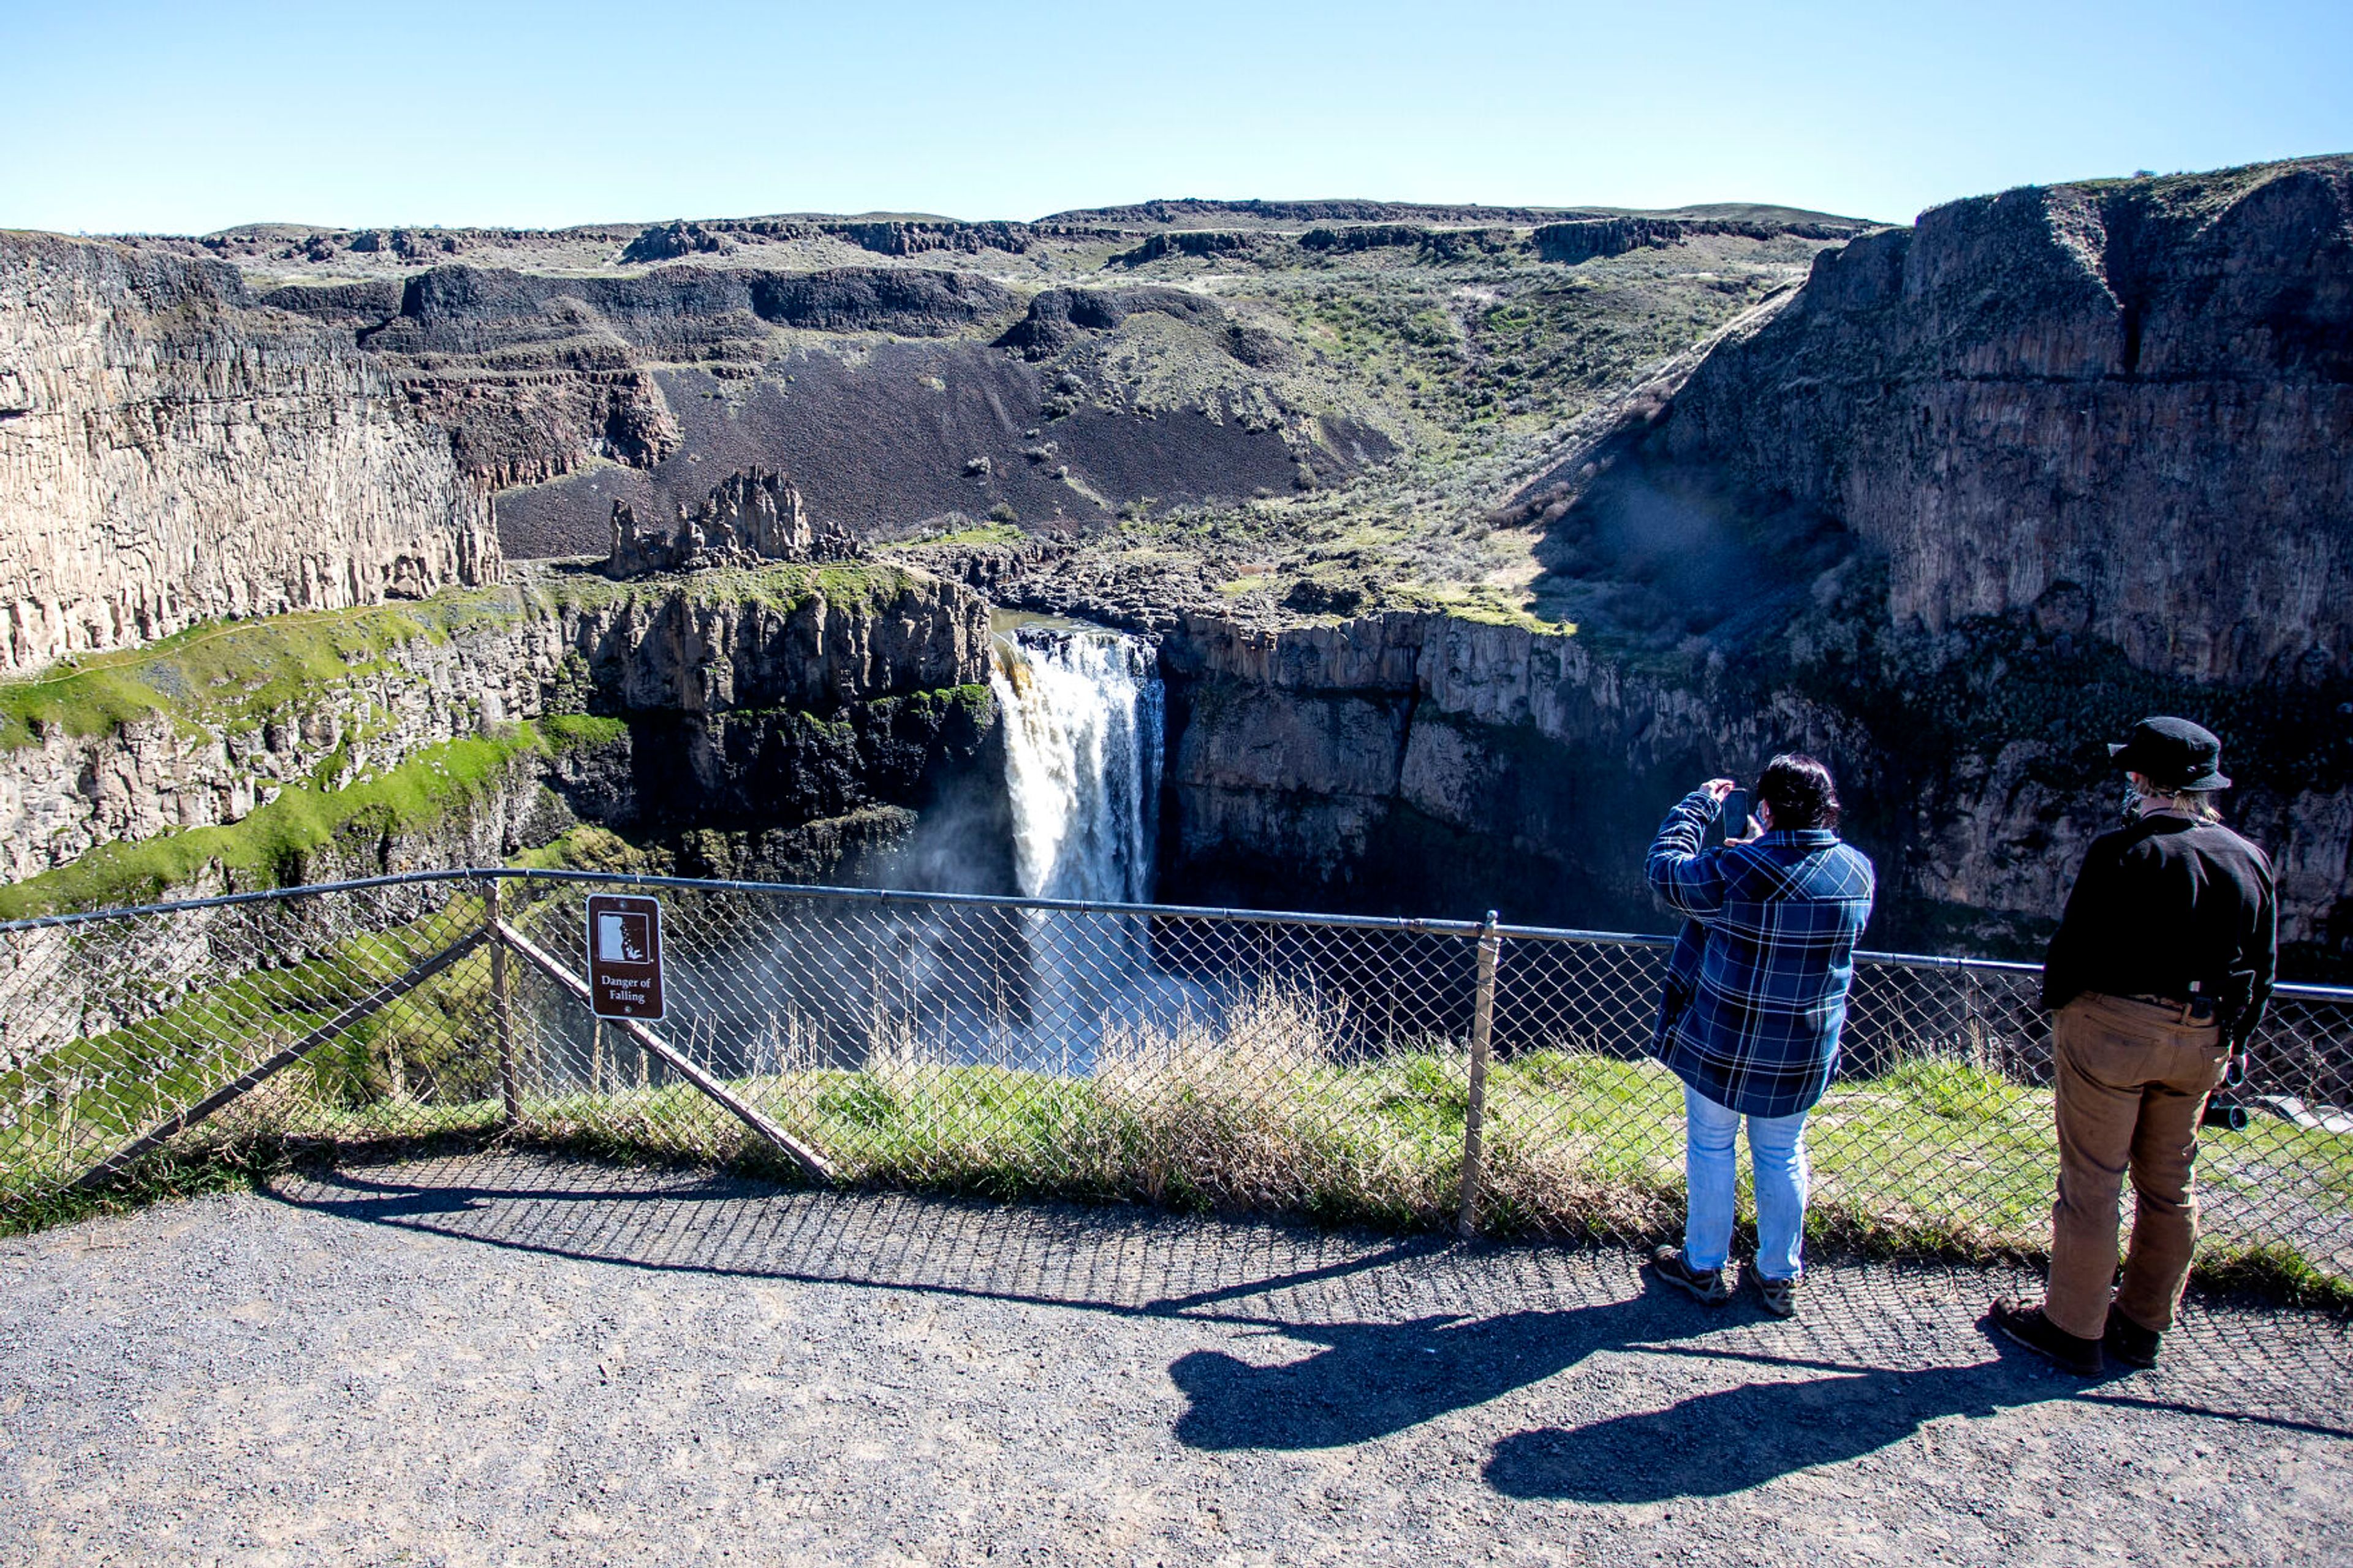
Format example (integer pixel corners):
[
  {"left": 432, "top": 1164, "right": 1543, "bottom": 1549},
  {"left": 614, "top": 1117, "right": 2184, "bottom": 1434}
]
[{"left": 1993, "top": 717, "right": 2276, "bottom": 1376}]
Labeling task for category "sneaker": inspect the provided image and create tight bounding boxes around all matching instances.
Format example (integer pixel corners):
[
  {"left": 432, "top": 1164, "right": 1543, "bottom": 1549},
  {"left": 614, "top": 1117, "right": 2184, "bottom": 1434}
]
[
  {"left": 2104, "top": 1305, "right": 2162, "bottom": 1370},
  {"left": 1990, "top": 1298, "right": 2104, "bottom": 1377},
  {"left": 1651, "top": 1245, "right": 1732, "bottom": 1306},
  {"left": 1753, "top": 1271, "right": 1801, "bottom": 1319}
]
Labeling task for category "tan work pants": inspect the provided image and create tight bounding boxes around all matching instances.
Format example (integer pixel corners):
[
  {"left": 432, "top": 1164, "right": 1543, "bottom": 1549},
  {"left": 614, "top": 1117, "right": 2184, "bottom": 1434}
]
[{"left": 2044, "top": 991, "right": 2229, "bottom": 1340}]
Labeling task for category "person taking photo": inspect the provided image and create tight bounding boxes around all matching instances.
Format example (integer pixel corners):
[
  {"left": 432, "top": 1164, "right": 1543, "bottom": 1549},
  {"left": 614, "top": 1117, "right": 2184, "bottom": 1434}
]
[
  {"left": 1643, "top": 754, "right": 1877, "bottom": 1317},
  {"left": 1994, "top": 717, "right": 2277, "bottom": 1376}
]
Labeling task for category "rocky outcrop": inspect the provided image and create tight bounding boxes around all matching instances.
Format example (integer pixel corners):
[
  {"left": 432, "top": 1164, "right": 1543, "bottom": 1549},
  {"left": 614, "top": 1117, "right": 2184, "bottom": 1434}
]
[
  {"left": 1044, "top": 199, "right": 1597, "bottom": 227},
  {"left": 405, "top": 368, "right": 683, "bottom": 491},
  {"left": 607, "top": 468, "right": 858, "bottom": 577},
  {"left": 618, "top": 217, "right": 1032, "bottom": 263},
  {"left": 330, "top": 264, "right": 1017, "bottom": 494},
  {"left": 620, "top": 221, "right": 734, "bottom": 263},
  {"left": 1642, "top": 158, "right": 2353, "bottom": 684},
  {"left": 993, "top": 286, "right": 1224, "bottom": 358},
  {"left": 1298, "top": 225, "right": 1519, "bottom": 259},
  {"left": 258, "top": 273, "right": 681, "bottom": 492},
  {"left": 267, "top": 263, "right": 1021, "bottom": 495},
  {"left": 1159, "top": 612, "right": 1824, "bottom": 930},
  {"left": 1109, "top": 231, "right": 1269, "bottom": 267},
  {"left": 1531, "top": 215, "right": 1865, "bottom": 263},
  {"left": 822, "top": 219, "right": 1031, "bottom": 258},
  {"left": 0, "top": 233, "right": 498, "bottom": 673},
  {"left": 348, "top": 228, "right": 463, "bottom": 260},
  {"left": 556, "top": 565, "right": 987, "bottom": 716},
  {"left": 0, "top": 565, "right": 991, "bottom": 887},
  {"left": 365, "top": 264, "right": 1013, "bottom": 357},
  {"left": 1533, "top": 218, "right": 1694, "bottom": 263}
]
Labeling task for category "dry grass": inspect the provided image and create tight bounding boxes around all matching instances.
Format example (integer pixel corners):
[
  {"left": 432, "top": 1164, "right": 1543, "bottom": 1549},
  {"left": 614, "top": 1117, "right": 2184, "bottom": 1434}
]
[{"left": 10, "top": 980, "right": 2351, "bottom": 1309}]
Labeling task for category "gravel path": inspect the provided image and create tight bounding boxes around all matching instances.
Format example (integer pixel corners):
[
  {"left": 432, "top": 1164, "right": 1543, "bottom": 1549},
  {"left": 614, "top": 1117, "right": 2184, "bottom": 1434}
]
[{"left": 3, "top": 1151, "right": 2349, "bottom": 1566}]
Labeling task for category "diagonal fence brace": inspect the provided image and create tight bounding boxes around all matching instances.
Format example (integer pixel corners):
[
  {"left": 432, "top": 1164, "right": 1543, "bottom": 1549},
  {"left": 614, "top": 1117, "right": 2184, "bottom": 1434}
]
[
  {"left": 490, "top": 918, "right": 836, "bottom": 1183},
  {"left": 74, "top": 926, "right": 493, "bottom": 1192}
]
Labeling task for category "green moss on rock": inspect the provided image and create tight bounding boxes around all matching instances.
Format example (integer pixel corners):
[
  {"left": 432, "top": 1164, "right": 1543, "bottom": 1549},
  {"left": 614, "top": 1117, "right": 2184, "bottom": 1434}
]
[
  {"left": 526, "top": 560, "right": 925, "bottom": 619},
  {"left": 0, "top": 718, "right": 605, "bottom": 920},
  {"left": 0, "top": 589, "right": 526, "bottom": 751}
]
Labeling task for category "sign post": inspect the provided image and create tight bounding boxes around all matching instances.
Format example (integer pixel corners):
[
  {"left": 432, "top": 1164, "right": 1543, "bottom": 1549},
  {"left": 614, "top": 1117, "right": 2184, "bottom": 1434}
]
[{"left": 585, "top": 894, "right": 666, "bottom": 1021}]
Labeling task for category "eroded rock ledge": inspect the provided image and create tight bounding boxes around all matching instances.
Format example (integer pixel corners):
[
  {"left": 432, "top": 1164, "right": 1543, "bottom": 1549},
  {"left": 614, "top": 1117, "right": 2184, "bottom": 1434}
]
[{"left": 1158, "top": 610, "right": 2353, "bottom": 972}]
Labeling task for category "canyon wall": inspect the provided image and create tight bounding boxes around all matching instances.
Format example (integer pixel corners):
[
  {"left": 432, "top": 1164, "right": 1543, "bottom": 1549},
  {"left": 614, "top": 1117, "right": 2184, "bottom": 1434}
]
[
  {"left": 0, "top": 234, "right": 498, "bottom": 674},
  {"left": 1160, "top": 612, "right": 1847, "bottom": 931},
  {"left": 0, "top": 564, "right": 993, "bottom": 907},
  {"left": 261, "top": 263, "right": 1021, "bottom": 496},
  {"left": 1651, "top": 157, "right": 2353, "bottom": 684},
  {"left": 1159, "top": 610, "right": 2353, "bottom": 970}
]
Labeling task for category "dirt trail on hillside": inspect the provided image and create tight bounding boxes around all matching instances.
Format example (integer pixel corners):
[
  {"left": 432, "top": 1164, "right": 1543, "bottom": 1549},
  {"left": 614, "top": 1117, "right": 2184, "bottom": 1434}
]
[{"left": 2, "top": 1153, "right": 2347, "bottom": 1566}]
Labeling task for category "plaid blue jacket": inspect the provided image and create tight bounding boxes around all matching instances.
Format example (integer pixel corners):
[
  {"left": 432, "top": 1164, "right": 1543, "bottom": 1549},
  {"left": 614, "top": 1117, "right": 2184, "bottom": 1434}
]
[{"left": 1646, "top": 789, "right": 1877, "bottom": 1118}]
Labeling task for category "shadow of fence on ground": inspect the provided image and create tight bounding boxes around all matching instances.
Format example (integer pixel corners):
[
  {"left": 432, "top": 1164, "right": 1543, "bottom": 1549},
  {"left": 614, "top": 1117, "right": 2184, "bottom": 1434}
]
[{"left": 264, "top": 1148, "right": 2353, "bottom": 1468}]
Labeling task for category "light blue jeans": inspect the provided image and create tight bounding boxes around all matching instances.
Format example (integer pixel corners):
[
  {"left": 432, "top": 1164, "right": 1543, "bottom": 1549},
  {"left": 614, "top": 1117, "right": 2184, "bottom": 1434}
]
[{"left": 1682, "top": 1083, "right": 1811, "bottom": 1280}]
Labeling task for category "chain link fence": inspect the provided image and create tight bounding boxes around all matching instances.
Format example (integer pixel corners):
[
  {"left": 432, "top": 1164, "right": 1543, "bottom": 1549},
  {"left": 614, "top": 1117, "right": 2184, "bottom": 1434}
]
[{"left": 4, "top": 869, "right": 2349, "bottom": 1285}]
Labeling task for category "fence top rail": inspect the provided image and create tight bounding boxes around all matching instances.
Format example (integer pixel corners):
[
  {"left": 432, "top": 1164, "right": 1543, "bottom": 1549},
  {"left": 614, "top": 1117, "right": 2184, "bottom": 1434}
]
[
  {"left": 0, "top": 865, "right": 1490, "bottom": 941},
  {"left": 6, "top": 865, "right": 2351, "bottom": 1004},
  {"left": 0, "top": 868, "right": 486, "bottom": 934}
]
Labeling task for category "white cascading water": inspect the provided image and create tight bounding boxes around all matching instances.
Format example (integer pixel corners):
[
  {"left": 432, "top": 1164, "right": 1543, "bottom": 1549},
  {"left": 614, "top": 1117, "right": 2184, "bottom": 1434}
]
[
  {"left": 986, "top": 625, "right": 1173, "bottom": 1069},
  {"left": 990, "top": 626, "right": 1164, "bottom": 903}
]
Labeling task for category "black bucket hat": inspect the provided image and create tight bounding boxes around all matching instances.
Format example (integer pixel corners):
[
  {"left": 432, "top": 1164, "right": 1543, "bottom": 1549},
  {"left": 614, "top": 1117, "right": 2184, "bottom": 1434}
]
[{"left": 2109, "top": 716, "right": 2231, "bottom": 791}]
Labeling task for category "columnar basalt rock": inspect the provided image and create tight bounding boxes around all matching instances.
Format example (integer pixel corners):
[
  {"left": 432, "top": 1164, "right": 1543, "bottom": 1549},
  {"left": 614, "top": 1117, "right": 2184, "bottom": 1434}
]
[{"left": 0, "top": 233, "right": 498, "bottom": 674}]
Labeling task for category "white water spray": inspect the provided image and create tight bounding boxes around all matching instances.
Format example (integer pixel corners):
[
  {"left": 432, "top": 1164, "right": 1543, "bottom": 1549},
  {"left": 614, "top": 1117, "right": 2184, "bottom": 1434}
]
[{"left": 990, "top": 626, "right": 1164, "bottom": 903}]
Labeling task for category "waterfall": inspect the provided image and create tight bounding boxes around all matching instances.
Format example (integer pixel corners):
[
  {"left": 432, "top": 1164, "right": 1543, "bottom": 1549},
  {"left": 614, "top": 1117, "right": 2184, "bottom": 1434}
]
[
  {"left": 605, "top": 623, "right": 1183, "bottom": 1083},
  {"left": 990, "top": 625, "right": 1164, "bottom": 903}
]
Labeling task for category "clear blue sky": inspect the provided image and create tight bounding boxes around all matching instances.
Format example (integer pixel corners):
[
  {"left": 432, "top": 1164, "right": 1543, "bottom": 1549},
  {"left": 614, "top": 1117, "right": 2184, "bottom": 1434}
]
[{"left": 4, "top": 0, "right": 2348, "bottom": 235}]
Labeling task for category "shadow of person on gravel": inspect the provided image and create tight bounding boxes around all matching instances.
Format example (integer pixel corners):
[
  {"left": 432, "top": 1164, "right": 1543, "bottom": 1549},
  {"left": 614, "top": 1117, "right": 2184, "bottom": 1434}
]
[
  {"left": 1169, "top": 1299, "right": 2194, "bottom": 1464},
  {"left": 1169, "top": 1295, "right": 1683, "bottom": 1450},
  {"left": 1482, "top": 1358, "right": 2044, "bottom": 1501}
]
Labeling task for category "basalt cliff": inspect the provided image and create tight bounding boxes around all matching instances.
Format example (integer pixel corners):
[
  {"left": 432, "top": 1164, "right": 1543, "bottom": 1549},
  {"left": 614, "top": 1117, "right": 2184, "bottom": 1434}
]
[
  {"left": 0, "top": 233, "right": 498, "bottom": 673},
  {"left": 0, "top": 564, "right": 997, "bottom": 914},
  {"left": 1651, "top": 159, "right": 2353, "bottom": 685}
]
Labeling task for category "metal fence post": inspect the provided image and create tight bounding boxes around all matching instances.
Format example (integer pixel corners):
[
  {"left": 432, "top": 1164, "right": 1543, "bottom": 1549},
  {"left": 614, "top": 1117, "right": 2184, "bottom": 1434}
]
[
  {"left": 1457, "top": 910, "right": 1501, "bottom": 1239},
  {"left": 487, "top": 877, "right": 519, "bottom": 1126}
]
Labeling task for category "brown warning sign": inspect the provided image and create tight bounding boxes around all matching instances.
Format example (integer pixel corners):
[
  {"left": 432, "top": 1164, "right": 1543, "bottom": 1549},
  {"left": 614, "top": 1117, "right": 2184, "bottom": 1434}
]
[{"left": 585, "top": 894, "right": 665, "bottom": 1020}]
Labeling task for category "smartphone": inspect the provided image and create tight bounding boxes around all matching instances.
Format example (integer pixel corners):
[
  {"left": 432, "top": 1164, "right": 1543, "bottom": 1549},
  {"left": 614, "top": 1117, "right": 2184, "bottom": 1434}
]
[{"left": 1721, "top": 788, "right": 1751, "bottom": 839}]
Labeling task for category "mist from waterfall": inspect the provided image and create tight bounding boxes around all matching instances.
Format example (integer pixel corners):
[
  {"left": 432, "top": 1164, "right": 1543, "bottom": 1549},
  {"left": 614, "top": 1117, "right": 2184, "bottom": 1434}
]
[{"left": 990, "top": 626, "right": 1164, "bottom": 904}]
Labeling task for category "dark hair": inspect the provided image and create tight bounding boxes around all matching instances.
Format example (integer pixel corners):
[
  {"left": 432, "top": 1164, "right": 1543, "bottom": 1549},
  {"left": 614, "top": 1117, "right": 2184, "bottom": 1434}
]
[{"left": 1757, "top": 753, "right": 1841, "bottom": 831}]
